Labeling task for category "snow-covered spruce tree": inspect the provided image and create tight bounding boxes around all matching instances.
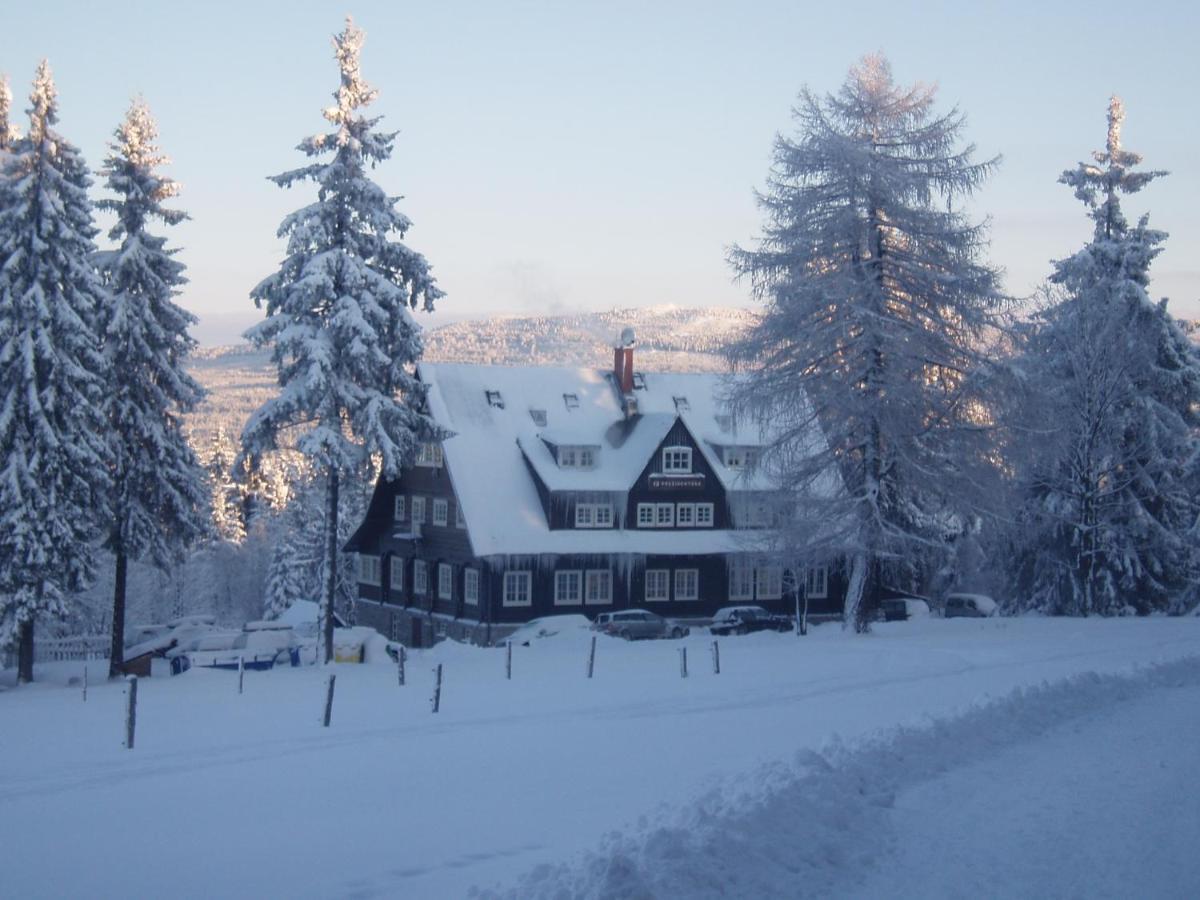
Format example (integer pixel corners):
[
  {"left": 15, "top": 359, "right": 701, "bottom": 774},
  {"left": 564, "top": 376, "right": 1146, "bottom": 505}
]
[
  {"left": 728, "top": 55, "right": 1006, "bottom": 631},
  {"left": 243, "top": 18, "right": 442, "bottom": 662},
  {"left": 1012, "top": 98, "right": 1200, "bottom": 616},
  {"left": 95, "top": 99, "right": 210, "bottom": 677},
  {"left": 206, "top": 427, "right": 247, "bottom": 543},
  {"left": 0, "top": 62, "right": 110, "bottom": 682},
  {"left": 0, "top": 74, "right": 19, "bottom": 151}
]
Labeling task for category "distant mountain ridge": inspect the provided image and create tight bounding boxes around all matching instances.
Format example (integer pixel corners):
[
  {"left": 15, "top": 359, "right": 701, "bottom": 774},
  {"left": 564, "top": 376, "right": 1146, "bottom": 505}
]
[{"left": 184, "top": 306, "right": 757, "bottom": 449}]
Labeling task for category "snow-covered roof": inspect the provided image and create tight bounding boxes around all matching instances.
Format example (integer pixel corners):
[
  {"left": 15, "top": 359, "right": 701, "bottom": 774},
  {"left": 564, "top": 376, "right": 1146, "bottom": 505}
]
[{"left": 418, "top": 362, "right": 795, "bottom": 557}]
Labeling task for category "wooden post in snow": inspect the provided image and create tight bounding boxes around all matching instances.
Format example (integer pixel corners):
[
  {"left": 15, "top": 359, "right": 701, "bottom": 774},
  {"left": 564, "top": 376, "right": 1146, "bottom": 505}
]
[
  {"left": 432, "top": 663, "right": 443, "bottom": 713},
  {"left": 82, "top": 665, "right": 88, "bottom": 702},
  {"left": 323, "top": 673, "right": 336, "bottom": 727},
  {"left": 238, "top": 655, "right": 245, "bottom": 695},
  {"left": 711, "top": 640, "right": 720, "bottom": 675},
  {"left": 506, "top": 641, "right": 512, "bottom": 680},
  {"left": 397, "top": 646, "right": 406, "bottom": 686},
  {"left": 679, "top": 646, "right": 688, "bottom": 678},
  {"left": 123, "top": 675, "right": 138, "bottom": 749},
  {"left": 587, "top": 635, "right": 596, "bottom": 679}
]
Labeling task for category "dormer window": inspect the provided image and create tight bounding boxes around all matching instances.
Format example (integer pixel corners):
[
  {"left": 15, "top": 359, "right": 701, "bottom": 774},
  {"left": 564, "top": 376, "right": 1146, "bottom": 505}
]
[
  {"left": 485, "top": 389, "right": 504, "bottom": 408},
  {"left": 673, "top": 395, "right": 690, "bottom": 412},
  {"left": 632, "top": 373, "right": 646, "bottom": 390},
  {"left": 529, "top": 408, "right": 548, "bottom": 427},
  {"left": 563, "top": 392, "right": 580, "bottom": 410},
  {"left": 416, "top": 443, "right": 444, "bottom": 467},
  {"left": 558, "top": 445, "right": 597, "bottom": 469},
  {"left": 662, "top": 446, "right": 692, "bottom": 474},
  {"left": 724, "top": 446, "right": 761, "bottom": 470}
]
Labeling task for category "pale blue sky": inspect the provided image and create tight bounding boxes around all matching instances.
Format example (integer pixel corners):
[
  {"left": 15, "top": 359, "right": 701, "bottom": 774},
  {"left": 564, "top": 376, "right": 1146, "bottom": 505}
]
[{"left": 3, "top": 0, "right": 1197, "bottom": 344}]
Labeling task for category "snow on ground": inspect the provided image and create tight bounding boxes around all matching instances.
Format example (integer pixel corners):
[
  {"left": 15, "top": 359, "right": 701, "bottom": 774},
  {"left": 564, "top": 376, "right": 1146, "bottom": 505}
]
[{"left": 1, "top": 617, "right": 1199, "bottom": 899}]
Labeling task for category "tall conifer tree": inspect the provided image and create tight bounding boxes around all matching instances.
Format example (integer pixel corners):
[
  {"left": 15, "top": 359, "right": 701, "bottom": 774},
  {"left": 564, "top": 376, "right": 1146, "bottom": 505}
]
[
  {"left": 243, "top": 18, "right": 442, "bottom": 662},
  {"left": 0, "top": 62, "right": 109, "bottom": 681},
  {"left": 1013, "top": 98, "right": 1200, "bottom": 615},
  {"left": 95, "top": 99, "right": 209, "bottom": 676},
  {"left": 728, "top": 56, "right": 1006, "bottom": 629}
]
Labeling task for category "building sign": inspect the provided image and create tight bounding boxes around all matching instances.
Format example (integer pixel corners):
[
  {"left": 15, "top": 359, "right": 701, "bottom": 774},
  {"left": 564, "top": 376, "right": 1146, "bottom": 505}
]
[{"left": 649, "top": 474, "right": 705, "bottom": 490}]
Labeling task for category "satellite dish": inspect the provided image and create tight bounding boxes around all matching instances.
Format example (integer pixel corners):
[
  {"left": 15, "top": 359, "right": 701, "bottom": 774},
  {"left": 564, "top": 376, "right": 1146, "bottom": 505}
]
[{"left": 619, "top": 326, "right": 636, "bottom": 347}]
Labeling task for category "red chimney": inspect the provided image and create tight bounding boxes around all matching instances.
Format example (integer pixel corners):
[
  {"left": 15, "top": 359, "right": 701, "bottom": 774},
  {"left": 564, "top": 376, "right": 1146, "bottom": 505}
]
[
  {"left": 621, "top": 347, "right": 634, "bottom": 394},
  {"left": 613, "top": 346, "right": 625, "bottom": 390}
]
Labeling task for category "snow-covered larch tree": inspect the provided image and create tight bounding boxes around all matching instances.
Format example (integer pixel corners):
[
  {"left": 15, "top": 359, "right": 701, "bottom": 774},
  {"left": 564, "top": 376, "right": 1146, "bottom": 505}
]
[
  {"left": 243, "top": 18, "right": 443, "bottom": 662},
  {"left": 95, "top": 99, "right": 210, "bottom": 677},
  {"left": 728, "top": 55, "right": 1007, "bottom": 630},
  {"left": 1012, "top": 98, "right": 1200, "bottom": 616},
  {"left": 0, "top": 62, "right": 110, "bottom": 682}
]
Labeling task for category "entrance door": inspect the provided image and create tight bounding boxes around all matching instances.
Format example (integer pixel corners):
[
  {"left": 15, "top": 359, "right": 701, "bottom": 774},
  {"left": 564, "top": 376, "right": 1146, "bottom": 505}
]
[{"left": 410, "top": 616, "right": 423, "bottom": 649}]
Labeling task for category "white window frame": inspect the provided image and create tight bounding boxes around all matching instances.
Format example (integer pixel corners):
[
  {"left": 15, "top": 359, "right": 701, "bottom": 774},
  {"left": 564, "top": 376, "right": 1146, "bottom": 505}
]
[
  {"left": 729, "top": 561, "right": 754, "bottom": 601},
  {"left": 655, "top": 503, "right": 675, "bottom": 528},
  {"left": 575, "top": 502, "right": 612, "bottom": 528},
  {"left": 503, "top": 571, "right": 532, "bottom": 607},
  {"left": 416, "top": 443, "right": 444, "bottom": 467},
  {"left": 674, "top": 568, "right": 699, "bottom": 602},
  {"left": 676, "top": 503, "right": 695, "bottom": 527},
  {"left": 645, "top": 569, "right": 669, "bottom": 603},
  {"left": 411, "top": 496, "right": 426, "bottom": 525},
  {"left": 438, "top": 563, "right": 453, "bottom": 601},
  {"left": 579, "top": 447, "right": 595, "bottom": 468},
  {"left": 554, "top": 570, "right": 583, "bottom": 606},
  {"left": 433, "top": 498, "right": 448, "bottom": 527},
  {"left": 393, "top": 495, "right": 406, "bottom": 521},
  {"left": 413, "top": 560, "right": 428, "bottom": 596},
  {"left": 662, "top": 446, "right": 692, "bottom": 474},
  {"left": 584, "top": 569, "right": 613, "bottom": 605},
  {"left": 559, "top": 446, "right": 578, "bottom": 468},
  {"left": 695, "top": 503, "right": 714, "bottom": 527},
  {"left": 637, "top": 503, "right": 656, "bottom": 527},
  {"left": 389, "top": 556, "right": 405, "bottom": 594},
  {"left": 805, "top": 566, "right": 829, "bottom": 599},
  {"left": 464, "top": 568, "right": 479, "bottom": 605},
  {"left": 757, "top": 565, "right": 783, "bottom": 600},
  {"left": 358, "top": 554, "right": 381, "bottom": 586}
]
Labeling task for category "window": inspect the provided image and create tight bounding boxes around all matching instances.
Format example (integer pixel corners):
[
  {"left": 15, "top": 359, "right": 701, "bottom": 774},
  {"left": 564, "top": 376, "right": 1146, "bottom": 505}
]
[
  {"left": 673, "top": 395, "right": 690, "bottom": 412},
  {"left": 575, "top": 503, "right": 612, "bottom": 528},
  {"left": 637, "top": 504, "right": 656, "bottom": 527},
  {"left": 645, "top": 569, "right": 669, "bottom": 602},
  {"left": 563, "top": 392, "right": 580, "bottom": 410},
  {"left": 757, "top": 565, "right": 783, "bottom": 600},
  {"left": 805, "top": 566, "right": 828, "bottom": 599},
  {"left": 724, "top": 446, "right": 760, "bottom": 470},
  {"left": 632, "top": 372, "right": 646, "bottom": 390},
  {"left": 438, "top": 563, "right": 453, "bottom": 601},
  {"left": 433, "top": 498, "right": 448, "bottom": 526},
  {"left": 554, "top": 570, "right": 582, "bottom": 605},
  {"left": 585, "top": 570, "right": 612, "bottom": 605},
  {"left": 655, "top": 503, "right": 675, "bottom": 528},
  {"left": 695, "top": 503, "right": 714, "bottom": 527},
  {"left": 455, "top": 502, "right": 467, "bottom": 529},
  {"left": 393, "top": 495, "right": 406, "bottom": 521},
  {"left": 413, "top": 560, "right": 428, "bottom": 595},
  {"left": 674, "top": 569, "right": 699, "bottom": 602},
  {"left": 676, "top": 503, "right": 695, "bottom": 527},
  {"left": 411, "top": 496, "right": 426, "bottom": 524},
  {"left": 485, "top": 389, "right": 504, "bottom": 408},
  {"left": 529, "top": 408, "right": 547, "bottom": 426},
  {"left": 503, "top": 572, "right": 532, "bottom": 607},
  {"left": 416, "top": 443, "right": 444, "bottom": 467},
  {"left": 579, "top": 447, "right": 595, "bottom": 468},
  {"left": 559, "top": 446, "right": 597, "bottom": 469},
  {"left": 389, "top": 557, "right": 405, "bottom": 594},
  {"left": 662, "top": 446, "right": 692, "bottom": 473},
  {"left": 464, "top": 568, "right": 479, "bottom": 605},
  {"left": 729, "top": 562, "right": 754, "bottom": 601},
  {"left": 358, "top": 554, "right": 381, "bottom": 586}
]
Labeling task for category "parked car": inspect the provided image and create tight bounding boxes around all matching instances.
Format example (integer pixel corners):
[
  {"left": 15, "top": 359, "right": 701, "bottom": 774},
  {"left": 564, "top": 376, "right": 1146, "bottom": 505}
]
[
  {"left": 593, "top": 610, "right": 689, "bottom": 640},
  {"left": 944, "top": 593, "right": 998, "bottom": 618},
  {"left": 171, "top": 627, "right": 299, "bottom": 674},
  {"left": 709, "top": 606, "right": 792, "bottom": 636},
  {"left": 880, "top": 597, "right": 931, "bottom": 622},
  {"left": 507, "top": 615, "right": 593, "bottom": 646}
]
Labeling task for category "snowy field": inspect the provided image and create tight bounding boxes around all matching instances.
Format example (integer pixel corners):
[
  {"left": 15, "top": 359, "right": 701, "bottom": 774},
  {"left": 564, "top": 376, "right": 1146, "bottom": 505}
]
[{"left": 2, "top": 617, "right": 1199, "bottom": 899}]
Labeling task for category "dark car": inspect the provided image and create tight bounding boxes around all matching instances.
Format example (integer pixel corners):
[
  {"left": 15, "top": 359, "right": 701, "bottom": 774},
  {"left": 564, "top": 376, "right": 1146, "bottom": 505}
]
[
  {"left": 709, "top": 605, "right": 792, "bottom": 636},
  {"left": 592, "top": 610, "right": 689, "bottom": 640},
  {"left": 944, "top": 593, "right": 997, "bottom": 618},
  {"left": 879, "top": 597, "right": 931, "bottom": 621}
]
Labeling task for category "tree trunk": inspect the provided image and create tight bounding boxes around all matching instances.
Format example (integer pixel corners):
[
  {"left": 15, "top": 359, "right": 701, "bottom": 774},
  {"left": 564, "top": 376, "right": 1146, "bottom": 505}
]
[
  {"left": 109, "top": 546, "right": 128, "bottom": 679},
  {"left": 843, "top": 553, "right": 867, "bottom": 630},
  {"left": 323, "top": 467, "right": 340, "bottom": 665},
  {"left": 17, "top": 613, "right": 34, "bottom": 684}
]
